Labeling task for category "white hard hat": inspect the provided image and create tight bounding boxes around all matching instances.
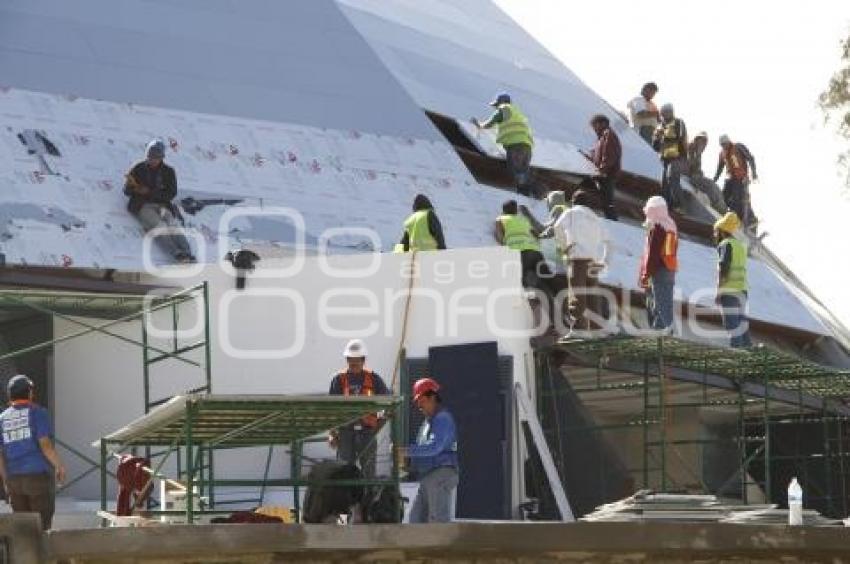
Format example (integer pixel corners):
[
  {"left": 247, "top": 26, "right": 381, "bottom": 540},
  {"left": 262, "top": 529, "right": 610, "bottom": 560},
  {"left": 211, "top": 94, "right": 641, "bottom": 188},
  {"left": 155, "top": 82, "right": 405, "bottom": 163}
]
[
  {"left": 343, "top": 339, "right": 368, "bottom": 358},
  {"left": 719, "top": 134, "right": 731, "bottom": 145}
]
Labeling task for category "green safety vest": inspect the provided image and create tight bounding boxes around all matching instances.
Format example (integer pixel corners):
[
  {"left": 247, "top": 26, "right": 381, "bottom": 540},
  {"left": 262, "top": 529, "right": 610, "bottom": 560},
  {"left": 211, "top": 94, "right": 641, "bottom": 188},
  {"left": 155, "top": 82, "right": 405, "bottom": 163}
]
[
  {"left": 718, "top": 238, "right": 747, "bottom": 293},
  {"left": 496, "top": 103, "right": 534, "bottom": 148},
  {"left": 498, "top": 214, "right": 539, "bottom": 252},
  {"left": 403, "top": 210, "right": 438, "bottom": 252}
]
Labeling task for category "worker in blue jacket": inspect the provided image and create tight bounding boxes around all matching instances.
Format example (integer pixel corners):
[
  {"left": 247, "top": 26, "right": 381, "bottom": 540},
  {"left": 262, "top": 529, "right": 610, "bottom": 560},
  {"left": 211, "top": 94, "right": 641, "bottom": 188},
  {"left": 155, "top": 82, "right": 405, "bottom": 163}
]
[
  {"left": 0, "top": 375, "right": 66, "bottom": 530},
  {"left": 403, "top": 377, "right": 459, "bottom": 523}
]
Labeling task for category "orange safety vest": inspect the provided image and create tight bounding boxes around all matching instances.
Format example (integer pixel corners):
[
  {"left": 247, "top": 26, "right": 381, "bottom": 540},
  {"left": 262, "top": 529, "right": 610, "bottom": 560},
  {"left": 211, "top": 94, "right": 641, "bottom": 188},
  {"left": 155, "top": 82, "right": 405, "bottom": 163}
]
[
  {"left": 721, "top": 145, "right": 749, "bottom": 181},
  {"left": 661, "top": 230, "right": 679, "bottom": 271},
  {"left": 339, "top": 370, "right": 378, "bottom": 428}
]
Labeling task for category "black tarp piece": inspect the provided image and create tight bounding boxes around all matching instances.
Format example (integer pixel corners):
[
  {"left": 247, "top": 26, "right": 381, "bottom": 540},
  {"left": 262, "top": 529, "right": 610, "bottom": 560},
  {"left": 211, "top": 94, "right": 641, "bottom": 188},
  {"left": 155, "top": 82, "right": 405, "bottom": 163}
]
[{"left": 405, "top": 343, "right": 513, "bottom": 519}]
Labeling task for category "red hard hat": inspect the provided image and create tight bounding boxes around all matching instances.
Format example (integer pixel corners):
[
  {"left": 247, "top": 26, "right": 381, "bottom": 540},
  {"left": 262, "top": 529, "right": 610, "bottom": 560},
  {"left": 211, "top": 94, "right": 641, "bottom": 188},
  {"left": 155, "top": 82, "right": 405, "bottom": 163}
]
[{"left": 412, "top": 377, "right": 440, "bottom": 401}]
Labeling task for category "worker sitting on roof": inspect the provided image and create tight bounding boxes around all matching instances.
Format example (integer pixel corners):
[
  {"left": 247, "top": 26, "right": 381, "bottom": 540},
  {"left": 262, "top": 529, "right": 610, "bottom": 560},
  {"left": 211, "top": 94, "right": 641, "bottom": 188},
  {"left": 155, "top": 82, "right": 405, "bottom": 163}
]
[
  {"left": 552, "top": 190, "right": 611, "bottom": 332},
  {"left": 473, "top": 92, "right": 538, "bottom": 197},
  {"left": 714, "top": 212, "right": 752, "bottom": 348},
  {"left": 652, "top": 104, "right": 688, "bottom": 210},
  {"left": 124, "top": 139, "right": 195, "bottom": 263},
  {"left": 588, "top": 114, "right": 621, "bottom": 221},
  {"left": 639, "top": 197, "right": 679, "bottom": 332},
  {"left": 686, "top": 132, "right": 727, "bottom": 215},
  {"left": 713, "top": 135, "right": 759, "bottom": 233},
  {"left": 328, "top": 340, "right": 390, "bottom": 477},
  {"left": 399, "top": 378, "right": 459, "bottom": 523},
  {"left": 398, "top": 194, "right": 447, "bottom": 252},
  {"left": 627, "top": 82, "right": 660, "bottom": 145}
]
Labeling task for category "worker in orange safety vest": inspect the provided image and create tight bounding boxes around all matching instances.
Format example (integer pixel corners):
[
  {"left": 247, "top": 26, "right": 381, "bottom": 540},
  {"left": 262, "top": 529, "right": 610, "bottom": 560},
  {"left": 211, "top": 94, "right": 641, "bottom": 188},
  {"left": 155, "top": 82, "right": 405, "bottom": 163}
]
[{"left": 327, "top": 339, "right": 390, "bottom": 477}]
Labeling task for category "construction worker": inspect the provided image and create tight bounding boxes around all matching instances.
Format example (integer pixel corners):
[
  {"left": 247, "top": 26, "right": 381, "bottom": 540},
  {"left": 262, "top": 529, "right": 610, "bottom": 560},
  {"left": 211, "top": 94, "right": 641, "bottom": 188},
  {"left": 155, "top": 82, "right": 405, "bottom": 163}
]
[
  {"left": 714, "top": 212, "right": 752, "bottom": 348},
  {"left": 328, "top": 340, "right": 390, "bottom": 477},
  {"left": 402, "top": 377, "right": 458, "bottom": 523},
  {"left": 588, "top": 114, "right": 621, "bottom": 220},
  {"left": 713, "top": 135, "right": 759, "bottom": 232},
  {"left": 639, "top": 197, "right": 679, "bottom": 331},
  {"left": 552, "top": 190, "right": 610, "bottom": 332},
  {"left": 473, "top": 93, "right": 537, "bottom": 196},
  {"left": 398, "top": 194, "right": 446, "bottom": 252},
  {"left": 627, "top": 82, "right": 660, "bottom": 145},
  {"left": 124, "top": 139, "right": 195, "bottom": 263},
  {"left": 686, "top": 132, "right": 726, "bottom": 214},
  {"left": 494, "top": 200, "right": 553, "bottom": 292},
  {"left": 0, "top": 375, "right": 66, "bottom": 530},
  {"left": 652, "top": 104, "right": 688, "bottom": 210}
]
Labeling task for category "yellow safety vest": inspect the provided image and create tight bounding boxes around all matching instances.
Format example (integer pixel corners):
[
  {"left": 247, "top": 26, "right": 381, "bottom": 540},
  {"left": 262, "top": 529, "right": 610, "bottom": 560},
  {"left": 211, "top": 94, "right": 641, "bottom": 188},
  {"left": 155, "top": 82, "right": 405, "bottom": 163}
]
[
  {"left": 498, "top": 214, "right": 539, "bottom": 252},
  {"left": 496, "top": 104, "right": 533, "bottom": 148},
  {"left": 403, "top": 210, "right": 438, "bottom": 252},
  {"left": 660, "top": 119, "right": 683, "bottom": 160},
  {"left": 718, "top": 238, "right": 747, "bottom": 293}
]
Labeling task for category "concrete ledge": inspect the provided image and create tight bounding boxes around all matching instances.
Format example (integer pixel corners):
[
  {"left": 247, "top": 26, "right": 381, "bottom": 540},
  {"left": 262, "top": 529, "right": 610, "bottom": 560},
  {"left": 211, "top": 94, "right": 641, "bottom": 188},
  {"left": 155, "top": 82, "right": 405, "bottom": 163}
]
[
  {"left": 0, "top": 514, "right": 46, "bottom": 564},
  {"left": 47, "top": 522, "right": 850, "bottom": 563}
]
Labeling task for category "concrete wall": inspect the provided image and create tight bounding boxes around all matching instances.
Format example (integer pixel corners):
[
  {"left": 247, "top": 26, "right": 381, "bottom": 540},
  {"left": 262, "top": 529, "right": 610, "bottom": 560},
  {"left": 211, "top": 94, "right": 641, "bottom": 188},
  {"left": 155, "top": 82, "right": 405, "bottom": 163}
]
[{"left": 53, "top": 247, "right": 536, "bottom": 509}]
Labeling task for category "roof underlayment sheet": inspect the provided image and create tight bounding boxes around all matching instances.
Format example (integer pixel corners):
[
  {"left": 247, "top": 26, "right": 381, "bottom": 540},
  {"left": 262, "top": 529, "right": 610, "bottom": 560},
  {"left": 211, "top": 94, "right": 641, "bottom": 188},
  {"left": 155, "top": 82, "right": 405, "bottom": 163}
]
[{"left": 338, "top": 0, "right": 661, "bottom": 180}]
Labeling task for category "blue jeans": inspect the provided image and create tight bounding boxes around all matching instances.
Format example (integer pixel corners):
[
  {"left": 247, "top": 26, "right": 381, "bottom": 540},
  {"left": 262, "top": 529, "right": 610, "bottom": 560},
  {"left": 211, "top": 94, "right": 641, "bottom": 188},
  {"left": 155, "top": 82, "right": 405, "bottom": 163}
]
[
  {"left": 719, "top": 292, "right": 752, "bottom": 348},
  {"left": 647, "top": 266, "right": 675, "bottom": 330},
  {"left": 408, "top": 466, "right": 458, "bottom": 523}
]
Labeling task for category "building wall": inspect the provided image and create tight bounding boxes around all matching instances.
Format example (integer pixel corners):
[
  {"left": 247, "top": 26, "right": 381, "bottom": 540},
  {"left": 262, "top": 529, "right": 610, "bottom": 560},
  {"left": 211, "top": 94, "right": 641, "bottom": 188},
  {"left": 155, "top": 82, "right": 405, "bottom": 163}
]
[{"left": 53, "top": 247, "right": 537, "bottom": 509}]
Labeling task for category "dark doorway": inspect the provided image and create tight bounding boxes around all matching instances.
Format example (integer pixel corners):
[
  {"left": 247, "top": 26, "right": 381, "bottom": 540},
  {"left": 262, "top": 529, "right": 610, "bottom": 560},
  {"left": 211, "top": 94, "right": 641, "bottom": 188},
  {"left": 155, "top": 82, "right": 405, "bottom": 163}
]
[{"left": 404, "top": 342, "right": 513, "bottom": 519}]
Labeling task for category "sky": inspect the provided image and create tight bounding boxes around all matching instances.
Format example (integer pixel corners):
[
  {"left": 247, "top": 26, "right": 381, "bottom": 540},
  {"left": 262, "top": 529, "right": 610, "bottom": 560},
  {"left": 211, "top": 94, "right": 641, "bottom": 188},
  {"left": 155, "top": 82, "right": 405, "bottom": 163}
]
[{"left": 496, "top": 0, "right": 850, "bottom": 329}]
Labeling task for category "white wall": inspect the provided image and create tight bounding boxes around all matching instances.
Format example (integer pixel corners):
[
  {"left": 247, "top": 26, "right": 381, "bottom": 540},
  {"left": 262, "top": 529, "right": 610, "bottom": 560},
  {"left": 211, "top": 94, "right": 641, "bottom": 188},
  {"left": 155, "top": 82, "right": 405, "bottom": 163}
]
[{"left": 54, "top": 247, "right": 537, "bottom": 507}]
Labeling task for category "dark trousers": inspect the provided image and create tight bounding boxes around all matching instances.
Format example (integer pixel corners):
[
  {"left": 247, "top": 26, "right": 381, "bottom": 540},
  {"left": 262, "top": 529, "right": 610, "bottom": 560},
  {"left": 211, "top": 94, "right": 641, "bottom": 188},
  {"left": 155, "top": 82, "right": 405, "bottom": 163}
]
[
  {"left": 337, "top": 427, "right": 378, "bottom": 477},
  {"left": 505, "top": 144, "right": 536, "bottom": 196},
  {"left": 719, "top": 292, "right": 752, "bottom": 348},
  {"left": 594, "top": 176, "right": 618, "bottom": 220},
  {"left": 567, "top": 259, "right": 602, "bottom": 331},
  {"left": 661, "top": 158, "right": 686, "bottom": 209},
  {"left": 7, "top": 473, "right": 55, "bottom": 530},
  {"left": 722, "top": 178, "right": 748, "bottom": 226},
  {"left": 638, "top": 126, "right": 655, "bottom": 145},
  {"left": 521, "top": 250, "right": 564, "bottom": 326}
]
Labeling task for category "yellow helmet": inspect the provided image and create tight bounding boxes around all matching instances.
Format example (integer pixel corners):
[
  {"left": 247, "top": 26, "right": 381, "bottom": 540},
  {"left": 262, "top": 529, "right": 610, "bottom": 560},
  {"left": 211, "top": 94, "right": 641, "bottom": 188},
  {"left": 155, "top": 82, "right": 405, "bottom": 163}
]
[{"left": 714, "top": 212, "right": 741, "bottom": 234}]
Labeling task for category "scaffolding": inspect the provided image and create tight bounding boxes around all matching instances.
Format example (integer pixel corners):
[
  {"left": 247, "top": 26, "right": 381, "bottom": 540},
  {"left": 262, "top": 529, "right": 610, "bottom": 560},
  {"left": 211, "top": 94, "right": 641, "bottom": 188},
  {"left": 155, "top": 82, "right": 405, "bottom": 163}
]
[
  {"left": 0, "top": 283, "right": 211, "bottom": 496},
  {"left": 537, "top": 335, "right": 850, "bottom": 517},
  {"left": 96, "top": 393, "right": 404, "bottom": 524}
]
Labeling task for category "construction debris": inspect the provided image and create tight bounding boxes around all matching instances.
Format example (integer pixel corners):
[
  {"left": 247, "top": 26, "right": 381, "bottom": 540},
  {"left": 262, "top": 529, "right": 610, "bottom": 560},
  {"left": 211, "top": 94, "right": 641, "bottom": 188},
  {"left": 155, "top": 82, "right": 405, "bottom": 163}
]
[{"left": 580, "top": 490, "right": 841, "bottom": 526}]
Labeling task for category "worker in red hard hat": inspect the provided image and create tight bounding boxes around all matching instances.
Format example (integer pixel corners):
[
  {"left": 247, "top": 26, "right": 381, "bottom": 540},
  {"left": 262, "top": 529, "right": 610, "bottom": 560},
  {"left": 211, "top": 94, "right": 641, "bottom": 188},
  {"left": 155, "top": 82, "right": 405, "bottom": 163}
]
[{"left": 399, "top": 377, "right": 459, "bottom": 523}]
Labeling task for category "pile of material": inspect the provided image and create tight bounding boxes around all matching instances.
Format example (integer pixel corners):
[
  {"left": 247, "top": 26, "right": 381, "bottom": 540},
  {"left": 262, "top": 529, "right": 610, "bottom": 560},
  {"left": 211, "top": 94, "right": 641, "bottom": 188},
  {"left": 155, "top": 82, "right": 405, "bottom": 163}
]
[
  {"left": 582, "top": 490, "right": 842, "bottom": 526},
  {"left": 721, "top": 507, "right": 841, "bottom": 526},
  {"left": 581, "top": 490, "right": 758, "bottom": 523}
]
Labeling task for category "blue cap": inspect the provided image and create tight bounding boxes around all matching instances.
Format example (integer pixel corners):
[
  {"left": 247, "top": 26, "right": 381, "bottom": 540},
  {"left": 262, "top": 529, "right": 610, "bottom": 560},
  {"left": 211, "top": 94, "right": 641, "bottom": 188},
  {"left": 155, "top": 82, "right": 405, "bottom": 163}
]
[
  {"left": 7, "top": 375, "right": 33, "bottom": 399},
  {"left": 146, "top": 138, "right": 166, "bottom": 159},
  {"left": 489, "top": 92, "right": 511, "bottom": 106}
]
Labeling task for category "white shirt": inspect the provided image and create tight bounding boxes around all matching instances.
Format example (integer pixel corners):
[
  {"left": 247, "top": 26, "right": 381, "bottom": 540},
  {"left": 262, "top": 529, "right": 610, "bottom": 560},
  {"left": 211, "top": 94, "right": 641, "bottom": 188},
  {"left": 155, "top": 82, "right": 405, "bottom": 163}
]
[
  {"left": 627, "top": 96, "right": 659, "bottom": 129},
  {"left": 553, "top": 205, "right": 610, "bottom": 263}
]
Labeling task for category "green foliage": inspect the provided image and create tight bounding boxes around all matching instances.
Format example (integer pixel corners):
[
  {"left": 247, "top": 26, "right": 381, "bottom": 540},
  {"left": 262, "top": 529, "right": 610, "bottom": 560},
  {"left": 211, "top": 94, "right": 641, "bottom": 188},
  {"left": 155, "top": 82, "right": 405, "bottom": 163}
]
[{"left": 820, "top": 31, "right": 850, "bottom": 190}]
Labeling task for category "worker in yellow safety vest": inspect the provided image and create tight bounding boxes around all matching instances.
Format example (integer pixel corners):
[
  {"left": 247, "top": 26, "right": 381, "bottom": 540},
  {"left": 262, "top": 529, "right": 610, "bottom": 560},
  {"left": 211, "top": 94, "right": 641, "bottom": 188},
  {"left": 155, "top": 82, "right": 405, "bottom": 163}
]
[
  {"left": 495, "top": 199, "right": 559, "bottom": 296},
  {"left": 397, "top": 194, "right": 447, "bottom": 252},
  {"left": 651, "top": 103, "right": 688, "bottom": 210},
  {"left": 714, "top": 212, "right": 752, "bottom": 348},
  {"left": 473, "top": 92, "right": 537, "bottom": 196}
]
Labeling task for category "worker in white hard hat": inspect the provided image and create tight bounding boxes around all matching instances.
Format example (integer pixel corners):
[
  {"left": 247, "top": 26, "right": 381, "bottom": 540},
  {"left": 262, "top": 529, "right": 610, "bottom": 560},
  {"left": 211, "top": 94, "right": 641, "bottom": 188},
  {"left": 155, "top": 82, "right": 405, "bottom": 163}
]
[
  {"left": 713, "top": 135, "right": 759, "bottom": 233},
  {"left": 686, "top": 132, "right": 726, "bottom": 214},
  {"left": 652, "top": 103, "right": 688, "bottom": 210},
  {"left": 327, "top": 339, "right": 390, "bottom": 476}
]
